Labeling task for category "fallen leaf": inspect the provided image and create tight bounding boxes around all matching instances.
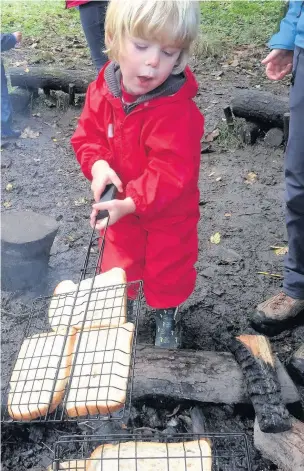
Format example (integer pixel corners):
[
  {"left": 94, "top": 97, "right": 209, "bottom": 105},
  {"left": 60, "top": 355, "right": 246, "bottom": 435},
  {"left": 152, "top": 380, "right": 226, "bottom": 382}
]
[
  {"left": 3, "top": 201, "right": 12, "bottom": 208},
  {"left": 204, "top": 128, "right": 220, "bottom": 143},
  {"left": 6, "top": 183, "right": 13, "bottom": 191},
  {"left": 166, "top": 404, "right": 180, "bottom": 418},
  {"left": 208, "top": 172, "right": 215, "bottom": 177},
  {"left": 224, "top": 212, "right": 231, "bottom": 217},
  {"left": 257, "top": 271, "right": 283, "bottom": 279},
  {"left": 52, "top": 138, "right": 57, "bottom": 142},
  {"left": 32, "top": 112, "right": 41, "bottom": 117},
  {"left": 231, "top": 59, "right": 239, "bottom": 67},
  {"left": 245, "top": 172, "right": 257, "bottom": 184},
  {"left": 74, "top": 196, "right": 88, "bottom": 206},
  {"left": 215, "top": 177, "right": 222, "bottom": 182},
  {"left": 25, "top": 67, "right": 30, "bottom": 73},
  {"left": 270, "top": 246, "right": 288, "bottom": 256},
  {"left": 21, "top": 127, "right": 40, "bottom": 139},
  {"left": 210, "top": 232, "right": 221, "bottom": 244}
]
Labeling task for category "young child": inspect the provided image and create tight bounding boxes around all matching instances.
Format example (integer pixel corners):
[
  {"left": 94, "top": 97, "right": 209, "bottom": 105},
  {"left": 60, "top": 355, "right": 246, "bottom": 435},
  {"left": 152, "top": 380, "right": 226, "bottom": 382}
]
[
  {"left": 1, "top": 32, "right": 22, "bottom": 138},
  {"left": 71, "top": 0, "right": 204, "bottom": 349}
]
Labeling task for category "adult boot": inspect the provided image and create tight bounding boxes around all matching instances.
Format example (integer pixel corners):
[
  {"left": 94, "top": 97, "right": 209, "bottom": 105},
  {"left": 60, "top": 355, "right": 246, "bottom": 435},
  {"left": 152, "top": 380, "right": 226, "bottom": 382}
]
[
  {"left": 154, "top": 307, "right": 181, "bottom": 349},
  {"left": 251, "top": 291, "right": 304, "bottom": 335}
]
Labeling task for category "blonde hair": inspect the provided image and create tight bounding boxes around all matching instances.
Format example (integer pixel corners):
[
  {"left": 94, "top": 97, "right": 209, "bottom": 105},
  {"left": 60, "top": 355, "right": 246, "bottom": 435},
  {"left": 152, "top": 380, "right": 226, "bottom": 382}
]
[{"left": 105, "top": 0, "right": 200, "bottom": 74}]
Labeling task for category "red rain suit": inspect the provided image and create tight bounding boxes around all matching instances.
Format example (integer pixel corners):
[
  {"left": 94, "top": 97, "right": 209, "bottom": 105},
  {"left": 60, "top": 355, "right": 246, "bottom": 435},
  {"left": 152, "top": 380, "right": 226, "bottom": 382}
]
[{"left": 71, "top": 63, "right": 204, "bottom": 308}]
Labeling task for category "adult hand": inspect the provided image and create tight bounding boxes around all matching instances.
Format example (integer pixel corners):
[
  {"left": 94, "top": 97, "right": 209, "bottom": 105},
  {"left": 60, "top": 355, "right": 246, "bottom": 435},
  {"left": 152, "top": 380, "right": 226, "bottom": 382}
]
[
  {"left": 91, "top": 160, "right": 123, "bottom": 202},
  {"left": 13, "top": 31, "right": 22, "bottom": 43},
  {"left": 91, "top": 197, "right": 136, "bottom": 230},
  {"left": 262, "top": 49, "right": 293, "bottom": 80}
]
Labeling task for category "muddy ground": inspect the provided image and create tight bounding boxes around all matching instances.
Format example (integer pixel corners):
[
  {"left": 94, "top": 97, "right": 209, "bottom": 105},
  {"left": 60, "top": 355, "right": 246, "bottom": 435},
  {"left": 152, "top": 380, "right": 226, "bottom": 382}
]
[{"left": 1, "top": 34, "right": 304, "bottom": 471}]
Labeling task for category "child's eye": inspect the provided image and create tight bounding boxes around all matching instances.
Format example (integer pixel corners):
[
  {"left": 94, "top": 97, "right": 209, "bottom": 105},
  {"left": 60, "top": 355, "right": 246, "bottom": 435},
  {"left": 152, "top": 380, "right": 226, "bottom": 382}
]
[
  {"left": 163, "top": 50, "right": 175, "bottom": 57},
  {"left": 135, "top": 43, "right": 147, "bottom": 50}
]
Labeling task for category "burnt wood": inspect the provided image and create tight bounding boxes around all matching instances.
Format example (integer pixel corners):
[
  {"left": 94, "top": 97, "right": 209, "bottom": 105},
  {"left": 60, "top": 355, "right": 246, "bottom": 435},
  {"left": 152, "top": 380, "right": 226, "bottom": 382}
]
[
  {"left": 190, "top": 406, "right": 207, "bottom": 434},
  {"left": 230, "top": 335, "right": 292, "bottom": 433},
  {"left": 8, "top": 67, "right": 95, "bottom": 94},
  {"left": 254, "top": 417, "right": 304, "bottom": 471},
  {"left": 231, "top": 89, "right": 289, "bottom": 129},
  {"left": 240, "top": 121, "right": 260, "bottom": 145},
  {"left": 288, "top": 344, "right": 304, "bottom": 386},
  {"left": 132, "top": 345, "right": 300, "bottom": 407}
]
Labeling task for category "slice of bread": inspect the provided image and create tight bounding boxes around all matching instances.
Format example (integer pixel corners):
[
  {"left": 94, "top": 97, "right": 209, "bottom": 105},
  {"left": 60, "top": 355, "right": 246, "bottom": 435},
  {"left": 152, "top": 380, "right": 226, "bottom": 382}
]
[
  {"left": 87, "top": 439, "right": 212, "bottom": 471},
  {"left": 65, "top": 323, "right": 134, "bottom": 417},
  {"left": 48, "top": 268, "right": 127, "bottom": 331},
  {"left": 47, "top": 460, "right": 85, "bottom": 470},
  {"left": 8, "top": 329, "right": 76, "bottom": 421}
]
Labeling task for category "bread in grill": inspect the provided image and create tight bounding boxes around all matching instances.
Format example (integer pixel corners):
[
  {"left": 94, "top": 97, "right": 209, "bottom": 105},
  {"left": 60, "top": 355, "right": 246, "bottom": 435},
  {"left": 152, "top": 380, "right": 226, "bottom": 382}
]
[
  {"left": 87, "top": 439, "right": 212, "bottom": 471},
  {"left": 8, "top": 328, "right": 76, "bottom": 420},
  {"left": 65, "top": 322, "right": 134, "bottom": 417},
  {"left": 48, "top": 267, "right": 127, "bottom": 331}
]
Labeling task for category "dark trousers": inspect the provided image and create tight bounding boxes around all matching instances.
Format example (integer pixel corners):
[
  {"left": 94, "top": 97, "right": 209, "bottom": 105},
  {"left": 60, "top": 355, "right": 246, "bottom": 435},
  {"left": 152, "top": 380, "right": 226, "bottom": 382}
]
[
  {"left": 283, "top": 46, "right": 304, "bottom": 298},
  {"left": 1, "top": 61, "right": 13, "bottom": 132},
  {"left": 79, "top": 1, "right": 108, "bottom": 73}
]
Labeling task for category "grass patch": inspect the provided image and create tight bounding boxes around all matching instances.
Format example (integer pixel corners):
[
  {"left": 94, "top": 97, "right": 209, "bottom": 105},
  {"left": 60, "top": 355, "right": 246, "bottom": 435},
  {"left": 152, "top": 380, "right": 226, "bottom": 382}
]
[
  {"left": 1, "top": 0, "right": 81, "bottom": 37},
  {"left": 197, "top": 0, "right": 287, "bottom": 57}
]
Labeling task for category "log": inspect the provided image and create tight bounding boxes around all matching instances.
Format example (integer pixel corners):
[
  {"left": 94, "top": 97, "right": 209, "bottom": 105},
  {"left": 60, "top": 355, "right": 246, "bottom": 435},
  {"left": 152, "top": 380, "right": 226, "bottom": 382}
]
[
  {"left": 254, "top": 417, "right": 304, "bottom": 471},
  {"left": 8, "top": 67, "right": 95, "bottom": 94},
  {"left": 229, "top": 335, "right": 292, "bottom": 433},
  {"left": 132, "top": 345, "right": 301, "bottom": 407},
  {"left": 231, "top": 89, "right": 289, "bottom": 129},
  {"left": 288, "top": 344, "right": 304, "bottom": 386},
  {"left": 223, "top": 105, "right": 234, "bottom": 129},
  {"left": 283, "top": 112, "right": 290, "bottom": 145},
  {"left": 264, "top": 127, "right": 284, "bottom": 148}
]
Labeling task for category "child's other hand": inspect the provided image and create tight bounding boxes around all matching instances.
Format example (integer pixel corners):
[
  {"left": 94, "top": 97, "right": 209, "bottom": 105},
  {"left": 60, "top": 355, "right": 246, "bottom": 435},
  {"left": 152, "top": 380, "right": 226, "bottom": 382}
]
[
  {"left": 13, "top": 32, "right": 22, "bottom": 43},
  {"left": 91, "top": 197, "right": 136, "bottom": 230},
  {"left": 91, "top": 160, "right": 123, "bottom": 202}
]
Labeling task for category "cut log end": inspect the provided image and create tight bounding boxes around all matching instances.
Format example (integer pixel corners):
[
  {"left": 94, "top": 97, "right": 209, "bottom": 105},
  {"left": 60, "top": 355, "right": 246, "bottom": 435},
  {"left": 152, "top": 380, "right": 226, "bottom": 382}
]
[{"left": 231, "top": 335, "right": 292, "bottom": 433}]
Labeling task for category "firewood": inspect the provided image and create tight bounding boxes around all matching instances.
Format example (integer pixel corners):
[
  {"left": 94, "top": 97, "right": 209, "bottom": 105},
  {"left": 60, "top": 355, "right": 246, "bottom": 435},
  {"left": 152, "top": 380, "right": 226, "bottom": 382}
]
[
  {"left": 231, "top": 89, "right": 289, "bottom": 129},
  {"left": 229, "top": 335, "right": 292, "bottom": 433},
  {"left": 254, "top": 417, "right": 304, "bottom": 471},
  {"left": 264, "top": 127, "right": 284, "bottom": 148},
  {"left": 240, "top": 121, "right": 260, "bottom": 145},
  {"left": 190, "top": 406, "right": 207, "bottom": 434},
  {"left": 132, "top": 345, "right": 300, "bottom": 407}
]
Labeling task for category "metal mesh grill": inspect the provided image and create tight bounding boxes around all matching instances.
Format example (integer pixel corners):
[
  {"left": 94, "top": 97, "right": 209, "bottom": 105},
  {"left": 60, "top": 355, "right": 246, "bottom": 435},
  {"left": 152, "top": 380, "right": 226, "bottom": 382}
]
[
  {"left": 1, "top": 227, "right": 143, "bottom": 423},
  {"left": 53, "top": 433, "right": 252, "bottom": 471}
]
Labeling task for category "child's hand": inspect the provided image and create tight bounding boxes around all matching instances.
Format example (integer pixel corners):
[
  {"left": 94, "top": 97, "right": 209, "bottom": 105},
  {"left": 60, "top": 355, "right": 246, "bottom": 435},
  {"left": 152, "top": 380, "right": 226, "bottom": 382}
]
[
  {"left": 91, "top": 197, "right": 136, "bottom": 230},
  {"left": 91, "top": 160, "right": 123, "bottom": 202},
  {"left": 13, "top": 32, "right": 22, "bottom": 43}
]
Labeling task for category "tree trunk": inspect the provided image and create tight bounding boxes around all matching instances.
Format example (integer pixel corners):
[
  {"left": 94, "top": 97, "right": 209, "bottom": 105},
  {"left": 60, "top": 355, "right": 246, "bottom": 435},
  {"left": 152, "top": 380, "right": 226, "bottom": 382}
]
[
  {"left": 132, "top": 345, "right": 300, "bottom": 406},
  {"left": 231, "top": 89, "right": 289, "bottom": 129}
]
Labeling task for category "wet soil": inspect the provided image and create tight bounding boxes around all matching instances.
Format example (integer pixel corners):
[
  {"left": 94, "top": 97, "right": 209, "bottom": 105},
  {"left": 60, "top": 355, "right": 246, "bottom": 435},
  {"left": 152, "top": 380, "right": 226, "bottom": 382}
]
[{"left": 1, "top": 36, "right": 304, "bottom": 471}]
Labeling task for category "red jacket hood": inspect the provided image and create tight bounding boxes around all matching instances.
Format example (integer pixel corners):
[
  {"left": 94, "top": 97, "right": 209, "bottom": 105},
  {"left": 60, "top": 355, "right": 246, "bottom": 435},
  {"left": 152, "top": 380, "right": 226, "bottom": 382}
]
[
  {"left": 95, "top": 62, "right": 199, "bottom": 108},
  {"left": 66, "top": 1, "right": 90, "bottom": 8}
]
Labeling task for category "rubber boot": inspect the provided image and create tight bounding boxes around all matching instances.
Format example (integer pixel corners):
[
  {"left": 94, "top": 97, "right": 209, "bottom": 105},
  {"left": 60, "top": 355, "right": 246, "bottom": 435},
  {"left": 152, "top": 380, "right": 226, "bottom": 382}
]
[{"left": 154, "top": 307, "right": 181, "bottom": 349}]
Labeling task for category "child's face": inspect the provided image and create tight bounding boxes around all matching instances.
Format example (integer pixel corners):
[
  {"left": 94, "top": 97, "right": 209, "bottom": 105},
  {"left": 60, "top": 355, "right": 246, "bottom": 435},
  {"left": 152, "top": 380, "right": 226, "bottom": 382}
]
[{"left": 118, "top": 36, "right": 182, "bottom": 96}]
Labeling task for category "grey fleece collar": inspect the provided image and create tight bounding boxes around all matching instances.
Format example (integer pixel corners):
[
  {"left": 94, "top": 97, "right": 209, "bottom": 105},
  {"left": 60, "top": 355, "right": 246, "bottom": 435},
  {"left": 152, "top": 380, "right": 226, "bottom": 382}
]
[{"left": 104, "top": 61, "right": 186, "bottom": 113}]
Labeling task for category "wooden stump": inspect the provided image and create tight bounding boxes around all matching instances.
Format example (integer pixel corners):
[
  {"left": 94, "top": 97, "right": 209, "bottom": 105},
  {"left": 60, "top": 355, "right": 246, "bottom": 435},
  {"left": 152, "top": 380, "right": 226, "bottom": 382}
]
[
  {"left": 132, "top": 345, "right": 300, "bottom": 407},
  {"left": 229, "top": 335, "right": 292, "bottom": 432},
  {"left": 254, "top": 417, "right": 304, "bottom": 470},
  {"left": 1, "top": 210, "right": 58, "bottom": 292},
  {"left": 264, "top": 127, "right": 284, "bottom": 148}
]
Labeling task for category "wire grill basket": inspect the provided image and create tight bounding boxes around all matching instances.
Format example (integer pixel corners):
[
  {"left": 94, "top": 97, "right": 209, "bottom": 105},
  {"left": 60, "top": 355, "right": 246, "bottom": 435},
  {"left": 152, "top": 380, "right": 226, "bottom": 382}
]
[
  {"left": 1, "top": 229, "right": 143, "bottom": 423},
  {"left": 52, "top": 433, "right": 252, "bottom": 471}
]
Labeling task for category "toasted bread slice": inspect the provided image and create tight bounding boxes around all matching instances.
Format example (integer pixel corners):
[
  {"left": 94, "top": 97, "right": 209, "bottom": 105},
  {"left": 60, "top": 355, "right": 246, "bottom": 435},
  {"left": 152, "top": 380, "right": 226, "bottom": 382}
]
[
  {"left": 65, "top": 323, "right": 134, "bottom": 417},
  {"left": 87, "top": 439, "right": 212, "bottom": 471},
  {"left": 8, "top": 329, "right": 76, "bottom": 420},
  {"left": 49, "top": 268, "right": 127, "bottom": 331}
]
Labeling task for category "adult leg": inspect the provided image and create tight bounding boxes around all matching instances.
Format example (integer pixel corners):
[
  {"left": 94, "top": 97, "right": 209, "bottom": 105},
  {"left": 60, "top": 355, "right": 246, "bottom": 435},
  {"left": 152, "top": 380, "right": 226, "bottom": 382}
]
[
  {"left": 253, "top": 47, "right": 304, "bottom": 330},
  {"left": 79, "top": 1, "right": 108, "bottom": 72},
  {"left": 1, "top": 62, "right": 13, "bottom": 133}
]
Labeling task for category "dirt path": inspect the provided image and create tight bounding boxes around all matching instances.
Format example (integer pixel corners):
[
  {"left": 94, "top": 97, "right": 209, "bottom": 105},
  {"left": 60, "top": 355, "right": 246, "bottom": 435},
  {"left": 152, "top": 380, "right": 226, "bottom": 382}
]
[{"left": 1, "top": 42, "right": 303, "bottom": 470}]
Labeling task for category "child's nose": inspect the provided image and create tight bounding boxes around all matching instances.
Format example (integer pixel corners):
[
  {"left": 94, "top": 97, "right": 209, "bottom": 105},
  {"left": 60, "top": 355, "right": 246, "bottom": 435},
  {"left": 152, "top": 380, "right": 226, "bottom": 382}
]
[{"left": 145, "top": 51, "right": 160, "bottom": 68}]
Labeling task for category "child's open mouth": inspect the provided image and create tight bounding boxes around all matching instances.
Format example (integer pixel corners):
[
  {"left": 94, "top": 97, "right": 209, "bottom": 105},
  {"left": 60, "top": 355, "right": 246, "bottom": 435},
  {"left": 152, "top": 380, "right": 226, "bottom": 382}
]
[{"left": 138, "top": 76, "right": 153, "bottom": 84}]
